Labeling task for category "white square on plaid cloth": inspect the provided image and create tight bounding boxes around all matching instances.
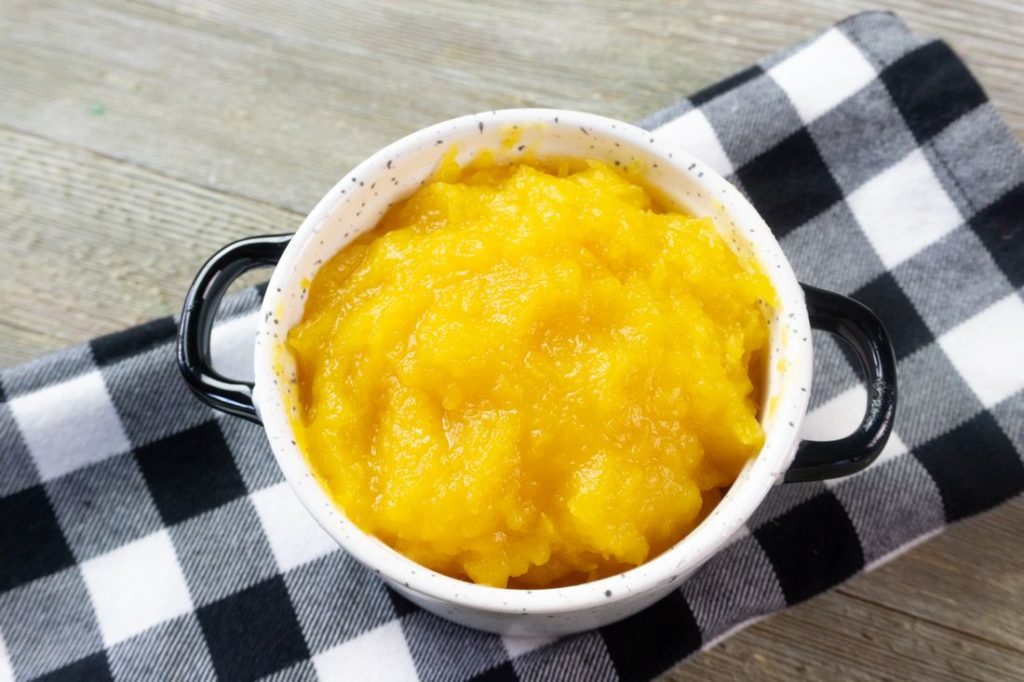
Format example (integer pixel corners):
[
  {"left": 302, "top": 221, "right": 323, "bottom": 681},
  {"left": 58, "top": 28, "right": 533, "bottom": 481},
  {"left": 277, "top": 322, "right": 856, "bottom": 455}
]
[
  {"left": 769, "top": 28, "right": 877, "bottom": 124},
  {"left": 847, "top": 148, "right": 963, "bottom": 268},
  {"left": 502, "top": 633, "right": 557, "bottom": 659},
  {"left": 8, "top": 370, "right": 130, "bottom": 482},
  {"left": 654, "top": 108, "right": 734, "bottom": 176},
  {"left": 939, "top": 293, "right": 1024, "bottom": 408},
  {"left": 80, "top": 530, "right": 194, "bottom": 646},
  {"left": 876, "top": 430, "right": 909, "bottom": 466},
  {"left": 801, "top": 384, "right": 908, "bottom": 485},
  {"left": 800, "top": 383, "right": 865, "bottom": 441},
  {"left": 0, "top": 631, "right": 13, "bottom": 682},
  {"left": 210, "top": 312, "right": 258, "bottom": 382},
  {"left": 251, "top": 482, "right": 338, "bottom": 572},
  {"left": 312, "top": 620, "right": 418, "bottom": 681}
]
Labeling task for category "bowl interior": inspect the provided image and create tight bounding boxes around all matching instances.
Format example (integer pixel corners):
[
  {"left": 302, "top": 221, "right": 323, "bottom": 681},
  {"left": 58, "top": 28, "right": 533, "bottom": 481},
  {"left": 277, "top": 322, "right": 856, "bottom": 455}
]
[{"left": 254, "top": 109, "right": 813, "bottom": 613}]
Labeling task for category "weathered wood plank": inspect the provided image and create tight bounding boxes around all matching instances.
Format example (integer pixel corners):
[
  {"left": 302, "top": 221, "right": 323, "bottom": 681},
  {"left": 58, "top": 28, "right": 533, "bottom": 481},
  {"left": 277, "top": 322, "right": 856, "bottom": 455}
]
[
  {"left": 0, "top": 127, "right": 299, "bottom": 365},
  {"left": 671, "top": 572, "right": 1024, "bottom": 680},
  {"left": 0, "top": 0, "right": 1020, "bottom": 218},
  {"left": 665, "top": 496, "right": 1024, "bottom": 680},
  {"left": 839, "top": 495, "right": 1024, "bottom": 652}
]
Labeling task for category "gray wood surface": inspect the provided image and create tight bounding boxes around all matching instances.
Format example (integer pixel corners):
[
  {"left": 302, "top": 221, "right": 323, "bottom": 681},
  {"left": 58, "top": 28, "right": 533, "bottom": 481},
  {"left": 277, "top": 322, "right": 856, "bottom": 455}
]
[{"left": 1, "top": 1, "right": 1021, "bottom": 678}]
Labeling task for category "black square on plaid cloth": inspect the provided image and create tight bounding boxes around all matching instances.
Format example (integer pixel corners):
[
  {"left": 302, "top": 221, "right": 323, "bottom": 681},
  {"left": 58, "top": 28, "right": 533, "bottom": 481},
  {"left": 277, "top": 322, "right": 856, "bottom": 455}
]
[
  {"left": 600, "top": 590, "right": 702, "bottom": 682},
  {"left": 89, "top": 316, "right": 177, "bottom": 368},
  {"left": 881, "top": 41, "right": 987, "bottom": 144},
  {"left": 469, "top": 661, "right": 519, "bottom": 682},
  {"left": 915, "top": 411, "right": 1024, "bottom": 522},
  {"left": 33, "top": 652, "right": 112, "bottom": 682},
  {"left": 754, "top": 492, "right": 865, "bottom": 604},
  {"left": 196, "top": 576, "right": 310, "bottom": 681},
  {"left": 734, "top": 129, "right": 844, "bottom": 237},
  {"left": 970, "top": 184, "right": 1024, "bottom": 288},
  {"left": 0, "top": 486, "right": 76, "bottom": 592},
  {"left": 852, "top": 272, "right": 934, "bottom": 360},
  {"left": 387, "top": 585, "right": 420, "bottom": 617},
  {"left": 134, "top": 420, "right": 248, "bottom": 526}
]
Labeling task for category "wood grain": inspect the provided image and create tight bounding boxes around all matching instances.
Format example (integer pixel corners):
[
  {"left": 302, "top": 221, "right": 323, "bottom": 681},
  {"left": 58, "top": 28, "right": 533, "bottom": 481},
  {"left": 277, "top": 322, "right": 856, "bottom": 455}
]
[
  {"left": 1, "top": 0, "right": 1021, "bottom": 678},
  {"left": 665, "top": 497, "right": 1024, "bottom": 681},
  {"left": 0, "top": 128, "right": 299, "bottom": 363},
  {"left": 1, "top": 0, "right": 1021, "bottom": 217}
]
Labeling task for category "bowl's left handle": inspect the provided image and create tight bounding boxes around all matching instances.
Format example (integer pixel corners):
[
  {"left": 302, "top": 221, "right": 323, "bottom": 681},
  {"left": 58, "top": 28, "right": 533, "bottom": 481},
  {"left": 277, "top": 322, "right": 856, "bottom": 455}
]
[{"left": 177, "top": 234, "right": 292, "bottom": 424}]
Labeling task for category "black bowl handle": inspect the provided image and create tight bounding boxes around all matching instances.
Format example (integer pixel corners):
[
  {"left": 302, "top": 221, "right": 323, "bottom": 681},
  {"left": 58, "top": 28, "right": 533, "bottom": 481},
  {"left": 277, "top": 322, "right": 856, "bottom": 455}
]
[
  {"left": 784, "top": 284, "right": 898, "bottom": 483},
  {"left": 177, "top": 234, "right": 292, "bottom": 424}
]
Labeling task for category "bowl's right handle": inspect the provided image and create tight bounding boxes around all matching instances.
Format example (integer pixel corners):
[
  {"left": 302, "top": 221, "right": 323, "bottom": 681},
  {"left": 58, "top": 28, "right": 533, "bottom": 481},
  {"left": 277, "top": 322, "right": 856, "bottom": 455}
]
[
  {"left": 784, "top": 284, "right": 898, "bottom": 483},
  {"left": 177, "top": 234, "right": 292, "bottom": 424}
]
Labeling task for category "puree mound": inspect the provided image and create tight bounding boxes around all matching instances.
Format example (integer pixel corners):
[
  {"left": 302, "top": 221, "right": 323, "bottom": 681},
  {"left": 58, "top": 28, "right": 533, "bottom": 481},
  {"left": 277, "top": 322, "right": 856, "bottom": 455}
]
[{"left": 287, "top": 158, "right": 774, "bottom": 588}]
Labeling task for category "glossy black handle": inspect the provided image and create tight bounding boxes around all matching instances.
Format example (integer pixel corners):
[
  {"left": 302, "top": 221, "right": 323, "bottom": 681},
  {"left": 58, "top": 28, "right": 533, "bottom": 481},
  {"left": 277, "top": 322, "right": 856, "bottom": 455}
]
[
  {"left": 177, "top": 234, "right": 291, "bottom": 424},
  {"left": 784, "top": 284, "right": 898, "bottom": 483}
]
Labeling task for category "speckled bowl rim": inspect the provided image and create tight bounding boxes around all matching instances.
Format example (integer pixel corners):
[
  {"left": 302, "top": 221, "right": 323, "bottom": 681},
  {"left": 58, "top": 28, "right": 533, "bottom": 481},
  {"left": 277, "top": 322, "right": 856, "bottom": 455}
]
[{"left": 253, "top": 109, "right": 813, "bottom": 616}]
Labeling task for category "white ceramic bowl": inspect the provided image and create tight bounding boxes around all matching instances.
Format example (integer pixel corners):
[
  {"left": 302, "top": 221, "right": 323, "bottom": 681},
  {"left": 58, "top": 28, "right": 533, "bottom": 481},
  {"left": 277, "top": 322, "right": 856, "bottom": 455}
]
[{"left": 179, "top": 109, "right": 896, "bottom": 636}]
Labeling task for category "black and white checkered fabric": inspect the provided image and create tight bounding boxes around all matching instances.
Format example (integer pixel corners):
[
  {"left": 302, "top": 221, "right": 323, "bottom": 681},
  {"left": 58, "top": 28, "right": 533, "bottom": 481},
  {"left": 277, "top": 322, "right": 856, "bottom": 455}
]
[{"left": 2, "top": 11, "right": 1022, "bottom": 681}]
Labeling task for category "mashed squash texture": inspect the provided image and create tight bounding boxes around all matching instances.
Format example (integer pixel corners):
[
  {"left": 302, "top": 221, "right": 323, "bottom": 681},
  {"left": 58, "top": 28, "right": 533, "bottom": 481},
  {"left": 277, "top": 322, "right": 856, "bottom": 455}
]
[{"left": 287, "top": 158, "right": 774, "bottom": 588}]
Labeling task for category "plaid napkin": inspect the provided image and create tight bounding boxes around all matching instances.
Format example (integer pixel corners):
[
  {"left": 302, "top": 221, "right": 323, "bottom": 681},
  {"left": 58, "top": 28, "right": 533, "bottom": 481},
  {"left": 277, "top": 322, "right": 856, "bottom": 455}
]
[{"left": 2, "top": 11, "right": 1022, "bottom": 681}]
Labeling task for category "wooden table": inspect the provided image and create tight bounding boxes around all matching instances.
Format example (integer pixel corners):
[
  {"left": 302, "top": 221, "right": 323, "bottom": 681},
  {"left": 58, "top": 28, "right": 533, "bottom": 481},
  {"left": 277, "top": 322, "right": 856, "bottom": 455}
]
[{"left": 1, "top": 1, "right": 1021, "bottom": 678}]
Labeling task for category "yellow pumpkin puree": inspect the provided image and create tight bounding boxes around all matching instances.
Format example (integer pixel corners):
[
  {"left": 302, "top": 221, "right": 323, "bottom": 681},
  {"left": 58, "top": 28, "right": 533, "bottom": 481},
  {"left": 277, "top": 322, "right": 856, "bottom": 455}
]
[{"left": 287, "top": 156, "right": 775, "bottom": 588}]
